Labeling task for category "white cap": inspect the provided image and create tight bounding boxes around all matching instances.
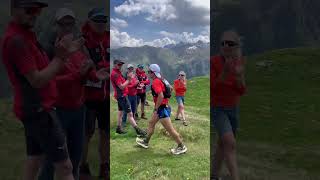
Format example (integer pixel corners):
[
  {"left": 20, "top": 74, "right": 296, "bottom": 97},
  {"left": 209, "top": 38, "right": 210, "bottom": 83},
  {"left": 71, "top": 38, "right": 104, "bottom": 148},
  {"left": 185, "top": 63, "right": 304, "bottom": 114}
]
[
  {"left": 149, "top": 64, "right": 161, "bottom": 78},
  {"left": 127, "top": 64, "right": 134, "bottom": 69},
  {"left": 179, "top": 71, "right": 186, "bottom": 76},
  {"left": 55, "top": 8, "right": 75, "bottom": 21}
]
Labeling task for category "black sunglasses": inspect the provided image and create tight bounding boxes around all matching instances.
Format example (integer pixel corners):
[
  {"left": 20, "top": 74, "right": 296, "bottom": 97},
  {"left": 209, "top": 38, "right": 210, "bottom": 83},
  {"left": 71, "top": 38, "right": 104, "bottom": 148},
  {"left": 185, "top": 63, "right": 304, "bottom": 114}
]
[
  {"left": 25, "top": 7, "right": 42, "bottom": 15},
  {"left": 221, "top": 40, "right": 239, "bottom": 47},
  {"left": 179, "top": 74, "right": 185, "bottom": 76}
]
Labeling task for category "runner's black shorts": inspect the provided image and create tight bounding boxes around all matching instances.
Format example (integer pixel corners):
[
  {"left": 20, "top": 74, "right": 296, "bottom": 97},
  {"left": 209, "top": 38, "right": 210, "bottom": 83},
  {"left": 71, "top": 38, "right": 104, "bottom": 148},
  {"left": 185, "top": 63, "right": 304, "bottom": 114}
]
[
  {"left": 21, "top": 109, "right": 69, "bottom": 163},
  {"left": 85, "top": 99, "right": 109, "bottom": 136},
  {"left": 117, "top": 96, "right": 132, "bottom": 113},
  {"left": 137, "top": 93, "right": 146, "bottom": 104}
]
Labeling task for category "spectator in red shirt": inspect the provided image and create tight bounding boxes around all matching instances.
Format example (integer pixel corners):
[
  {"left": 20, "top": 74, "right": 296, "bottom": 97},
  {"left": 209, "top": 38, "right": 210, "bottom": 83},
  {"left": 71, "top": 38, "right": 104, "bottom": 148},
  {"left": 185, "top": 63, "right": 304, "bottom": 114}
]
[
  {"left": 173, "top": 71, "right": 188, "bottom": 126},
  {"left": 110, "top": 59, "right": 146, "bottom": 136},
  {"left": 211, "top": 30, "right": 246, "bottom": 180},
  {"left": 122, "top": 64, "right": 139, "bottom": 127},
  {"left": 135, "top": 64, "right": 150, "bottom": 119},
  {"left": 1, "top": 1, "right": 84, "bottom": 180},
  {"left": 136, "top": 64, "right": 187, "bottom": 155},
  {"left": 79, "top": 8, "right": 110, "bottom": 179},
  {"left": 37, "top": 8, "right": 109, "bottom": 180}
]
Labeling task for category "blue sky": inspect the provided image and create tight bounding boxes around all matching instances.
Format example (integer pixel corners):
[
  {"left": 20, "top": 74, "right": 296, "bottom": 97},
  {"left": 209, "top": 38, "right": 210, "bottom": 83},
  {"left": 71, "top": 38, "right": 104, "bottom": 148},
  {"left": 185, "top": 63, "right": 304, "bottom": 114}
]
[{"left": 110, "top": 0, "right": 210, "bottom": 48}]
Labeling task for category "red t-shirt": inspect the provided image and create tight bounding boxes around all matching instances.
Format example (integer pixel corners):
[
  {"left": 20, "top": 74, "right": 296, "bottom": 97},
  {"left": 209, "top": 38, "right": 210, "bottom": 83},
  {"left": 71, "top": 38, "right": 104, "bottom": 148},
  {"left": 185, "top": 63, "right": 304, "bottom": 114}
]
[
  {"left": 127, "top": 75, "right": 138, "bottom": 96},
  {"left": 210, "top": 55, "right": 246, "bottom": 107},
  {"left": 174, "top": 79, "right": 187, "bottom": 96},
  {"left": 55, "top": 51, "right": 98, "bottom": 109},
  {"left": 82, "top": 22, "right": 110, "bottom": 102},
  {"left": 1, "top": 21, "right": 57, "bottom": 120},
  {"left": 152, "top": 78, "right": 169, "bottom": 105},
  {"left": 136, "top": 69, "right": 150, "bottom": 94},
  {"left": 111, "top": 68, "right": 128, "bottom": 99}
]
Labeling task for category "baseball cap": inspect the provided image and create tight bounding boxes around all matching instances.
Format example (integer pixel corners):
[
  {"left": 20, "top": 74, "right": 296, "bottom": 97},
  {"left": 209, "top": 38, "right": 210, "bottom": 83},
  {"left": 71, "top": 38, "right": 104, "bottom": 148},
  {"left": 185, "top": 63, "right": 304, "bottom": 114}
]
[
  {"left": 12, "top": 0, "right": 48, "bottom": 8},
  {"left": 179, "top": 71, "right": 186, "bottom": 76},
  {"left": 127, "top": 64, "right": 134, "bottom": 69},
  {"left": 55, "top": 8, "right": 75, "bottom": 21},
  {"left": 137, "top": 64, "right": 144, "bottom": 69},
  {"left": 149, "top": 64, "right": 161, "bottom": 78},
  {"left": 88, "top": 8, "right": 108, "bottom": 23},
  {"left": 113, "top": 59, "right": 125, "bottom": 65}
]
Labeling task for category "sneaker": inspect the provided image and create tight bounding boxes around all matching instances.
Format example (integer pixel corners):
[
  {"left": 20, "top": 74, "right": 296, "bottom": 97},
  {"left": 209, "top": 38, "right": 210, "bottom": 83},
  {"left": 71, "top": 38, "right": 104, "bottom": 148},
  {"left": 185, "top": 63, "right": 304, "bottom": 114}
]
[
  {"left": 175, "top": 117, "right": 181, "bottom": 121},
  {"left": 98, "top": 162, "right": 108, "bottom": 179},
  {"left": 135, "top": 127, "right": 147, "bottom": 138},
  {"left": 136, "top": 137, "right": 149, "bottom": 149},
  {"left": 135, "top": 113, "right": 140, "bottom": 120},
  {"left": 182, "top": 120, "right": 188, "bottom": 126},
  {"left": 116, "top": 126, "right": 127, "bottom": 134},
  {"left": 170, "top": 145, "right": 187, "bottom": 155},
  {"left": 141, "top": 113, "right": 147, "bottom": 119},
  {"left": 79, "top": 162, "right": 91, "bottom": 175}
]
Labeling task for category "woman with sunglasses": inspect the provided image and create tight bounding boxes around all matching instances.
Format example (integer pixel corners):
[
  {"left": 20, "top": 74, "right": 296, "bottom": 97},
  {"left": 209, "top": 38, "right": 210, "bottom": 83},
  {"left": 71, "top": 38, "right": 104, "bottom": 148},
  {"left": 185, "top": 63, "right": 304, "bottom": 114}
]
[
  {"left": 174, "top": 71, "right": 188, "bottom": 126},
  {"left": 211, "top": 30, "right": 246, "bottom": 180}
]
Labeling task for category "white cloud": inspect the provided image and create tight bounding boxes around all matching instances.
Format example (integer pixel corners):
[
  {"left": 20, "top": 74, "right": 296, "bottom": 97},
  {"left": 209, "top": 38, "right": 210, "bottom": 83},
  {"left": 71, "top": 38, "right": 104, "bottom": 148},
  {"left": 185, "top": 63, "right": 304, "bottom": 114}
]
[
  {"left": 111, "top": 29, "right": 176, "bottom": 48},
  {"left": 159, "top": 31, "right": 210, "bottom": 43},
  {"left": 185, "top": 0, "right": 210, "bottom": 9},
  {"left": 114, "top": 0, "right": 177, "bottom": 22},
  {"left": 110, "top": 18, "right": 128, "bottom": 29}
]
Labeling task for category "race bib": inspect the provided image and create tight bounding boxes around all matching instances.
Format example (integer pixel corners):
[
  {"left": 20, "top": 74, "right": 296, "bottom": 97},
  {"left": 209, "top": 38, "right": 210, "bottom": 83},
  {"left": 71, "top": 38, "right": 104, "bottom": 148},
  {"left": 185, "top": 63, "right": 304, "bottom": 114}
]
[{"left": 84, "top": 80, "right": 103, "bottom": 88}]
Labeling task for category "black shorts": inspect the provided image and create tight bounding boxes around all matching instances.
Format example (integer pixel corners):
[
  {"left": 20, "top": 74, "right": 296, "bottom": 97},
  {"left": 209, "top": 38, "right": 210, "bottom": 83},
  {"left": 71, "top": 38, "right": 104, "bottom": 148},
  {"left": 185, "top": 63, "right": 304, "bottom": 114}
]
[
  {"left": 137, "top": 93, "right": 146, "bottom": 104},
  {"left": 85, "top": 99, "right": 110, "bottom": 136},
  {"left": 117, "top": 96, "right": 132, "bottom": 113},
  {"left": 21, "top": 109, "right": 68, "bottom": 163}
]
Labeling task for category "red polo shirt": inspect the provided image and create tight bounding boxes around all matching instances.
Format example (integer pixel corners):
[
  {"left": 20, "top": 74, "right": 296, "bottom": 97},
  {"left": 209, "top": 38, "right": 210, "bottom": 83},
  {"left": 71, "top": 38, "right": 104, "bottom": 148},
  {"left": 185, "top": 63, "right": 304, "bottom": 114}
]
[
  {"left": 1, "top": 21, "right": 57, "bottom": 120},
  {"left": 111, "top": 68, "right": 128, "bottom": 99},
  {"left": 210, "top": 55, "right": 246, "bottom": 107},
  {"left": 152, "top": 78, "right": 169, "bottom": 105}
]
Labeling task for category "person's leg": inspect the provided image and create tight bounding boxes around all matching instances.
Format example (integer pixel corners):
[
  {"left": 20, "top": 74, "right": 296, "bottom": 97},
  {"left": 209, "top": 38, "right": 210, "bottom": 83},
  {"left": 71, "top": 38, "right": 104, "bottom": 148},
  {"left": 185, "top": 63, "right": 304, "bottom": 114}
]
[
  {"left": 53, "top": 159, "right": 74, "bottom": 180},
  {"left": 211, "top": 138, "right": 225, "bottom": 179},
  {"left": 136, "top": 94, "right": 141, "bottom": 117},
  {"left": 122, "top": 111, "right": 128, "bottom": 127},
  {"left": 65, "top": 107, "right": 85, "bottom": 180},
  {"left": 80, "top": 103, "right": 96, "bottom": 174},
  {"left": 160, "top": 118, "right": 183, "bottom": 145},
  {"left": 221, "top": 132, "right": 239, "bottom": 180},
  {"left": 175, "top": 96, "right": 181, "bottom": 120},
  {"left": 24, "top": 155, "right": 45, "bottom": 180},
  {"left": 96, "top": 100, "right": 109, "bottom": 178},
  {"left": 130, "top": 95, "right": 137, "bottom": 118},
  {"left": 181, "top": 97, "right": 186, "bottom": 121},
  {"left": 136, "top": 112, "right": 158, "bottom": 148},
  {"left": 140, "top": 93, "right": 147, "bottom": 119}
]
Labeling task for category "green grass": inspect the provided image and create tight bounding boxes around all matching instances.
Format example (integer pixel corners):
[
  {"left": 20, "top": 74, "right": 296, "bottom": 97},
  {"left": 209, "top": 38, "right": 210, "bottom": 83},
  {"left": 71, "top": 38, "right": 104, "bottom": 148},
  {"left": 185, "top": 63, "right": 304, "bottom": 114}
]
[
  {"left": 110, "top": 76, "right": 210, "bottom": 180},
  {"left": 212, "top": 47, "right": 320, "bottom": 179},
  {"left": 0, "top": 99, "right": 102, "bottom": 179}
]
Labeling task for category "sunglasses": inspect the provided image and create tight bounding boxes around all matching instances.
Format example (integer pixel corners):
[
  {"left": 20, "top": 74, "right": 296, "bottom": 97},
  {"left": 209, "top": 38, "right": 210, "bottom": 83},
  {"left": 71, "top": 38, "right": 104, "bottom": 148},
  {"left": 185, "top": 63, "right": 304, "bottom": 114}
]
[
  {"left": 25, "top": 7, "right": 42, "bottom": 15},
  {"left": 221, "top": 40, "right": 239, "bottom": 47},
  {"left": 179, "top": 74, "right": 185, "bottom": 76},
  {"left": 57, "top": 21, "right": 76, "bottom": 27}
]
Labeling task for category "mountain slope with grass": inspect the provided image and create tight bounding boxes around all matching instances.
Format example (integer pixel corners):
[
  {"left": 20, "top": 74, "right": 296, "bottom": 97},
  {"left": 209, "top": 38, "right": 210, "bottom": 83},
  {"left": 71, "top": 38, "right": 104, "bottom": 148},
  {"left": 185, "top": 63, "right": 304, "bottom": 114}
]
[
  {"left": 212, "top": 47, "right": 320, "bottom": 179},
  {"left": 110, "top": 76, "right": 210, "bottom": 180}
]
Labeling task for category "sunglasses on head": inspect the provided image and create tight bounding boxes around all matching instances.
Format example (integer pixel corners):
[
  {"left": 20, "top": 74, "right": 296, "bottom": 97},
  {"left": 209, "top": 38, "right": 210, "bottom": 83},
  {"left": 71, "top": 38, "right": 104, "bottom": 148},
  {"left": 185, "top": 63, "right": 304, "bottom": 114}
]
[
  {"left": 25, "top": 7, "right": 42, "bottom": 15},
  {"left": 221, "top": 40, "right": 239, "bottom": 47}
]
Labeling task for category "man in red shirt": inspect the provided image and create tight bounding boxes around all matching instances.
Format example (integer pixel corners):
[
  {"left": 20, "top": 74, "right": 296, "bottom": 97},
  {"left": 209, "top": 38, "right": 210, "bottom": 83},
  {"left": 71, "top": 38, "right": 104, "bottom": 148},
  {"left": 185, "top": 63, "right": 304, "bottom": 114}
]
[
  {"left": 37, "top": 8, "right": 109, "bottom": 180},
  {"left": 136, "top": 64, "right": 187, "bottom": 155},
  {"left": 79, "top": 8, "right": 110, "bottom": 178},
  {"left": 110, "top": 59, "right": 146, "bottom": 136},
  {"left": 135, "top": 64, "right": 150, "bottom": 119},
  {"left": 211, "top": 30, "right": 246, "bottom": 180},
  {"left": 122, "top": 64, "right": 139, "bottom": 127},
  {"left": 1, "top": 1, "right": 83, "bottom": 180}
]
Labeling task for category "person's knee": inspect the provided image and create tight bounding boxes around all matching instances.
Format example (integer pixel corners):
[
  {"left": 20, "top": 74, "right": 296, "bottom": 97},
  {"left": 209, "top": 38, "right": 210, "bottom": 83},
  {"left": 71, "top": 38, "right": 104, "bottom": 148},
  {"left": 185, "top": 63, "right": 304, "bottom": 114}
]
[
  {"left": 26, "top": 155, "right": 45, "bottom": 168},
  {"left": 222, "top": 133, "right": 236, "bottom": 153},
  {"left": 55, "top": 159, "right": 73, "bottom": 176}
]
